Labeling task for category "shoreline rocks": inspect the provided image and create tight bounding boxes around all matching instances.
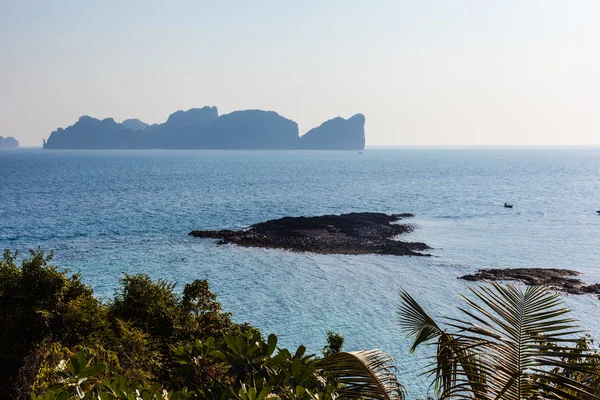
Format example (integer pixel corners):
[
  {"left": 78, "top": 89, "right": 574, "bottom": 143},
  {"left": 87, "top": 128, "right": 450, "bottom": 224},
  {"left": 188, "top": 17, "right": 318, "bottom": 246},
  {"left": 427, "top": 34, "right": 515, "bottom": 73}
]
[
  {"left": 189, "top": 212, "right": 430, "bottom": 256},
  {"left": 460, "top": 268, "right": 600, "bottom": 296}
]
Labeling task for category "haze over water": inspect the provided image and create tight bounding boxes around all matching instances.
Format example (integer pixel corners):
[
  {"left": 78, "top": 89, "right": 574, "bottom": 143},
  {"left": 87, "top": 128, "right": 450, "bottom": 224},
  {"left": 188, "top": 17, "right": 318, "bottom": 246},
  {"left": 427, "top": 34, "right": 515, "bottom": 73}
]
[{"left": 1, "top": 147, "right": 599, "bottom": 396}]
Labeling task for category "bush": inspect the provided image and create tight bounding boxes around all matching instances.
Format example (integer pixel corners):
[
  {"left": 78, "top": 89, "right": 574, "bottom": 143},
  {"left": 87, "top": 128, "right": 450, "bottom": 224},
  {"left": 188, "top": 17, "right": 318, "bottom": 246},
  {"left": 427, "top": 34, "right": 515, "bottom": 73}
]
[
  {"left": 322, "top": 331, "right": 344, "bottom": 357},
  {"left": 0, "top": 249, "right": 104, "bottom": 397},
  {"left": 0, "top": 249, "right": 250, "bottom": 399}
]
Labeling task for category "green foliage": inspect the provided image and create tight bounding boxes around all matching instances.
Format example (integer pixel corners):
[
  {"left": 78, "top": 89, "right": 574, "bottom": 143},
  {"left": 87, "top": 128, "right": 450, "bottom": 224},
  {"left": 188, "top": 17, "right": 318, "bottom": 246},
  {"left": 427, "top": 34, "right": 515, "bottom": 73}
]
[
  {"left": 0, "top": 248, "right": 104, "bottom": 397},
  {"left": 23, "top": 343, "right": 120, "bottom": 395},
  {"left": 172, "top": 336, "right": 222, "bottom": 388},
  {"left": 399, "top": 283, "right": 600, "bottom": 400},
  {"left": 110, "top": 274, "right": 181, "bottom": 341},
  {"left": 315, "top": 350, "right": 406, "bottom": 400},
  {"left": 108, "top": 273, "right": 243, "bottom": 348},
  {"left": 7, "top": 247, "right": 600, "bottom": 400},
  {"left": 0, "top": 249, "right": 249, "bottom": 399},
  {"left": 104, "top": 319, "right": 163, "bottom": 382},
  {"left": 172, "top": 331, "right": 327, "bottom": 398},
  {"left": 533, "top": 335, "right": 600, "bottom": 400},
  {"left": 4, "top": 248, "right": 399, "bottom": 400},
  {"left": 38, "top": 335, "right": 334, "bottom": 400},
  {"left": 31, "top": 351, "right": 194, "bottom": 400},
  {"left": 321, "top": 331, "right": 344, "bottom": 357},
  {"left": 180, "top": 279, "right": 236, "bottom": 339}
]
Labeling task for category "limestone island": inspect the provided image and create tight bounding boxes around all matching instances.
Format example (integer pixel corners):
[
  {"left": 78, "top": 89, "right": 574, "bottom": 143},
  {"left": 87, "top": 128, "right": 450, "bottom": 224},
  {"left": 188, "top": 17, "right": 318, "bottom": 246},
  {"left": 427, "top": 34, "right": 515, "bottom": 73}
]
[
  {"left": 460, "top": 268, "right": 600, "bottom": 297},
  {"left": 0, "top": 136, "right": 19, "bottom": 149},
  {"left": 189, "top": 212, "right": 430, "bottom": 256},
  {"left": 43, "top": 106, "right": 366, "bottom": 150}
]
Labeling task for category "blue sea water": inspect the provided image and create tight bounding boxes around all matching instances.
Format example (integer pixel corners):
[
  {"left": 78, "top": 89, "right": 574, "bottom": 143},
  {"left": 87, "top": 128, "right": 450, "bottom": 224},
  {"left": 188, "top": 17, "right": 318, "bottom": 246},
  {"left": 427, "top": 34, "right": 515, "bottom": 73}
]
[{"left": 1, "top": 147, "right": 599, "bottom": 396}]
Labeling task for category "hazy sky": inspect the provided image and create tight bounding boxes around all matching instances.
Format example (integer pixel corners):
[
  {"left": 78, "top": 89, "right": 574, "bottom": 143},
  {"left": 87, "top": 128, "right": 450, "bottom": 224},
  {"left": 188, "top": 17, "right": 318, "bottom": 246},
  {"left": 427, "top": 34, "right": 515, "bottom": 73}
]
[{"left": 2, "top": 1, "right": 600, "bottom": 146}]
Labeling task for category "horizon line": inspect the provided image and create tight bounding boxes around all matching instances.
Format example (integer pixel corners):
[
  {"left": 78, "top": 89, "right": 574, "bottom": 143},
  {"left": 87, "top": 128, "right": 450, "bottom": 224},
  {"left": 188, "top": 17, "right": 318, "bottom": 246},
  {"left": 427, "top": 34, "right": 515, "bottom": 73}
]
[{"left": 11, "top": 144, "right": 600, "bottom": 150}]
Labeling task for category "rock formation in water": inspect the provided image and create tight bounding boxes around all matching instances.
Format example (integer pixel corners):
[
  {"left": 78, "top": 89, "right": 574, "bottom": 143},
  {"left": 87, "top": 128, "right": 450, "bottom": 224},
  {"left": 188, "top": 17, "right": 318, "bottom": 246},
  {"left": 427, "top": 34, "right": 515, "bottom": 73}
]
[
  {"left": 0, "top": 136, "right": 20, "bottom": 149},
  {"left": 43, "top": 106, "right": 366, "bottom": 150},
  {"left": 44, "top": 116, "right": 148, "bottom": 149},
  {"left": 298, "top": 114, "right": 366, "bottom": 150},
  {"left": 460, "top": 268, "right": 600, "bottom": 297},
  {"left": 189, "top": 212, "right": 430, "bottom": 256}
]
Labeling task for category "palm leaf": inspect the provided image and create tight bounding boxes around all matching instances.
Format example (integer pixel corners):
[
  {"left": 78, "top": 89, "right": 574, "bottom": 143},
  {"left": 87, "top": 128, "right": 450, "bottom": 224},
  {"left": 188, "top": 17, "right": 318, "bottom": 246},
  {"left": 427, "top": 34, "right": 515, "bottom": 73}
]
[
  {"left": 316, "top": 349, "right": 405, "bottom": 400},
  {"left": 398, "top": 290, "right": 487, "bottom": 399},
  {"left": 399, "top": 284, "right": 600, "bottom": 400},
  {"left": 446, "top": 284, "right": 593, "bottom": 399},
  {"left": 398, "top": 290, "right": 443, "bottom": 352}
]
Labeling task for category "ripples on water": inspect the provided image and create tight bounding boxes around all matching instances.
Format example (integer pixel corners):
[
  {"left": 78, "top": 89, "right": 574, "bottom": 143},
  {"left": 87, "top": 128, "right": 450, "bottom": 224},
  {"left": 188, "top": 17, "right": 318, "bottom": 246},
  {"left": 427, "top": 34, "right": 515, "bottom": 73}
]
[{"left": 1, "top": 148, "right": 599, "bottom": 396}]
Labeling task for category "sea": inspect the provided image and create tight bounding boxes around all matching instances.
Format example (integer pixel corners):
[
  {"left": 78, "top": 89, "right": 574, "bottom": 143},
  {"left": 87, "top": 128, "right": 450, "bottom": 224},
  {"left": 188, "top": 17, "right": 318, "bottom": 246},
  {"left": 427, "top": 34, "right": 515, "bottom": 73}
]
[{"left": 1, "top": 147, "right": 599, "bottom": 396}]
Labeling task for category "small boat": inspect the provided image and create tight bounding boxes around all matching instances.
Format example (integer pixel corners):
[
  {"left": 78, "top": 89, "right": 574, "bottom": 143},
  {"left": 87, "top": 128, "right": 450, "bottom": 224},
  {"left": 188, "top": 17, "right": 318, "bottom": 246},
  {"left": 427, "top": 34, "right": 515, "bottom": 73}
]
[
  {"left": 358, "top": 151, "right": 363, "bottom": 154},
  {"left": 504, "top": 203, "right": 513, "bottom": 208},
  {"left": 596, "top": 210, "right": 600, "bottom": 215}
]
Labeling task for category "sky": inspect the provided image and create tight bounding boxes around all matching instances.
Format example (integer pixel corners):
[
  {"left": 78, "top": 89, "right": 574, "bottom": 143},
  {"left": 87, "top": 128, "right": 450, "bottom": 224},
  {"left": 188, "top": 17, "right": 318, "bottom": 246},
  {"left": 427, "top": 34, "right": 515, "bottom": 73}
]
[{"left": 1, "top": 0, "right": 600, "bottom": 147}]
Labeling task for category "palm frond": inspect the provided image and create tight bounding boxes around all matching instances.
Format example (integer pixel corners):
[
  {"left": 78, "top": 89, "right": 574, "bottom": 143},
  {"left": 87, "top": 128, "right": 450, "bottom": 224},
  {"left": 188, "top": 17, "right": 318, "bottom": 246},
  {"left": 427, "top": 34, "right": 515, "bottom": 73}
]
[
  {"left": 399, "top": 283, "right": 600, "bottom": 400},
  {"left": 398, "top": 290, "right": 443, "bottom": 352},
  {"left": 398, "top": 290, "right": 488, "bottom": 399},
  {"left": 446, "top": 283, "right": 599, "bottom": 400},
  {"left": 316, "top": 349, "right": 405, "bottom": 400}
]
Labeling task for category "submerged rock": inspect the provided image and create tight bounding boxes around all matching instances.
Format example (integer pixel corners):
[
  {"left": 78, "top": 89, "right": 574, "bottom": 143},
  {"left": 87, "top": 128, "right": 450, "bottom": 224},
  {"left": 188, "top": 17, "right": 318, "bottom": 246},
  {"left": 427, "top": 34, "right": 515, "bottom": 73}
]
[
  {"left": 460, "top": 268, "right": 600, "bottom": 296},
  {"left": 189, "top": 212, "right": 429, "bottom": 256}
]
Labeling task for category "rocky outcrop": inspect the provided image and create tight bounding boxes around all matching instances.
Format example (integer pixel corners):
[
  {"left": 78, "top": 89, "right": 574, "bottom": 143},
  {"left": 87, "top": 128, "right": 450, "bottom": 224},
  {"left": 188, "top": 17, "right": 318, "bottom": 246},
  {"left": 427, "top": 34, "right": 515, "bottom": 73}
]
[
  {"left": 0, "top": 136, "right": 19, "bottom": 149},
  {"left": 44, "top": 116, "right": 149, "bottom": 149},
  {"left": 142, "top": 108, "right": 296, "bottom": 149},
  {"left": 460, "top": 268, "right": 600, "bottom": 296},
  {"left": 298, "top": 114, "right": 365, "bottom": 150},
  {"left": 121, "top": 119, "right": 149, "bottom": 131},
  {"left": 190, "top": 212, "right": 430, "bottom": 256},
  {"left": 192, "top": 110, "right": 298, "bottom": 149},
  {"left": 142, "top": 107, "right": 220, "bottom": 148},
  {"left": 43, "top": 107, "right": 366, "bottom": 150},
  {"left": 165, "top": 106, "right": 218, "bottom": 127}
]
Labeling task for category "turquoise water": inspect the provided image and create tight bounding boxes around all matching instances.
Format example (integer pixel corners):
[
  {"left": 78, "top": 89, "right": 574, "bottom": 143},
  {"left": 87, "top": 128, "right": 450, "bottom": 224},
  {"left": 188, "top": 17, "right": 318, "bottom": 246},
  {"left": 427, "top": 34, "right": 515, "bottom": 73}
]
[{"left": 1, "top": 148, "right": 599, "bottom": 396}]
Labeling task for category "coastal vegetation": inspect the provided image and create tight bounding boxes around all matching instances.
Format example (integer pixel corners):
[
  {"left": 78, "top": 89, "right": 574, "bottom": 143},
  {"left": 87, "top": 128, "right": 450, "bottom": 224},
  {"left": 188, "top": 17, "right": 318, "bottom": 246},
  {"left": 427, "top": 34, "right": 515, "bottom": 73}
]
[{"left": 2, "top": 249, "right": 600, "bottom": 399}]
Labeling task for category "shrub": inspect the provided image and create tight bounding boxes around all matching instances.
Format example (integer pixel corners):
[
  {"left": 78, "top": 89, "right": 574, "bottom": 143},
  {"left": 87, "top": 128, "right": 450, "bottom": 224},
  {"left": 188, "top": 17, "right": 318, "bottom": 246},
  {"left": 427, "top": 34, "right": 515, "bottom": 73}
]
[
  {"left": 0, "top": 249, "right": 104, "bottom": 397},
  {"left": 0, "top": 249, "right": 249, "bottom": 399}
]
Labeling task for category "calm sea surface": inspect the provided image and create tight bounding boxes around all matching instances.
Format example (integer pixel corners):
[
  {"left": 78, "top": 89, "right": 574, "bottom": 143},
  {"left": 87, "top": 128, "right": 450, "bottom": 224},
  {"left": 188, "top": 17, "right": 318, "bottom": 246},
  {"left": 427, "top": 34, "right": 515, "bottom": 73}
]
[{"left": 1, "top": 148, "right": 599, "bottom": 396}]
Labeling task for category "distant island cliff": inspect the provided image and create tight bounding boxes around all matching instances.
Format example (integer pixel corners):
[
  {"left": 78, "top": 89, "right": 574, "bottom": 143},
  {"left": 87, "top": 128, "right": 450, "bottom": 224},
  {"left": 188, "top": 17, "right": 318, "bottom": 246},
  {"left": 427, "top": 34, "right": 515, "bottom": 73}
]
[
  {"left": 43, "top": 107, "right": 365, "bottom": 150},
  {"left": 0, "top": 136, "right": 19, "bottom": 149}
]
